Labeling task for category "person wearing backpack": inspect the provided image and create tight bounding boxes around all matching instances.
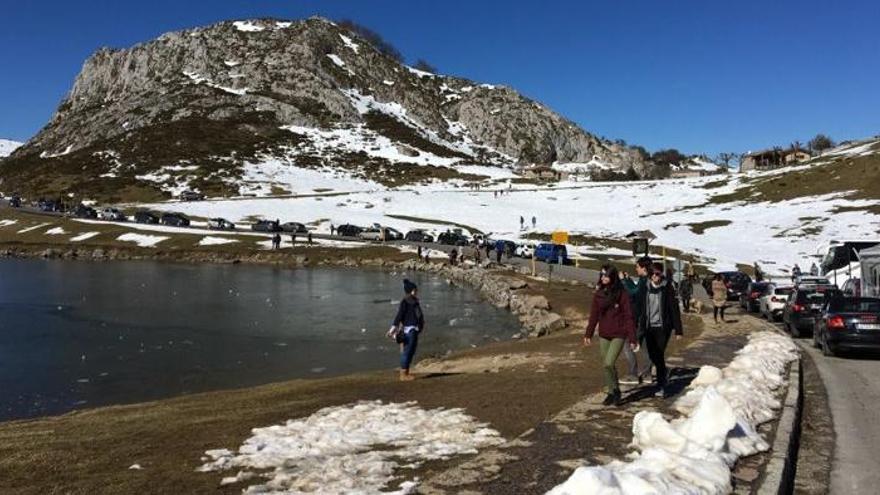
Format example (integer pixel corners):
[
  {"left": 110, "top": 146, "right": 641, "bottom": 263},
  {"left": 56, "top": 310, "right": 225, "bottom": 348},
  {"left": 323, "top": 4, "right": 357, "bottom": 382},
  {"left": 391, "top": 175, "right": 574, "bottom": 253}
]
[
  {"left": 584, "top": 265, "right": 638, "bottom": 406},
  {"left": 389, "top": 279, "right": 425, "bottom": 381}
]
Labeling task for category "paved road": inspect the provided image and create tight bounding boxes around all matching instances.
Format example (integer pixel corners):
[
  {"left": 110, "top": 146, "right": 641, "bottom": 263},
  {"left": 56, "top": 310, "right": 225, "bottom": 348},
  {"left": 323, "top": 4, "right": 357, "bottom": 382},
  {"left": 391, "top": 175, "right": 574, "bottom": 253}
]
[{"left": 796, "top": 340, "right": 880, "bottom": 494}]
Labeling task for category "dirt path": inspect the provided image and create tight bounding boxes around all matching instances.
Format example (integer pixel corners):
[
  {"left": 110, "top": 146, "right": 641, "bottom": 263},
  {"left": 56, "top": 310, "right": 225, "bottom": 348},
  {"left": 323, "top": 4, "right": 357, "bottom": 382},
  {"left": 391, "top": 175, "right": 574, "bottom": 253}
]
[{"left": 416, "top": 306, "right": 785, "bottom": 494}]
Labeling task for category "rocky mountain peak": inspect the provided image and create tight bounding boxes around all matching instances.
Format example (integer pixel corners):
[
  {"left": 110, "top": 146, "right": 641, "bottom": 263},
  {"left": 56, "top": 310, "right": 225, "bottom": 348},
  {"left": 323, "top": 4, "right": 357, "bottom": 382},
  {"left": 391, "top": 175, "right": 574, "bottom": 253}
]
[{"left": 2, "top": 16, "right": 649, "bottom": 201}]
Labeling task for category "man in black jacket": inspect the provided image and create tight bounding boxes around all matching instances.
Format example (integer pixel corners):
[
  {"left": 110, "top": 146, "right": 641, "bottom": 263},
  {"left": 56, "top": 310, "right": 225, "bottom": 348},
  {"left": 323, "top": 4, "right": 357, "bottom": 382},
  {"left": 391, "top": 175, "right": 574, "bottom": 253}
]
[
  {"left": 636, "top": 262, "right": 683, "bottom": 398},
  {"left": 390, "top": 279, "right": 425, "bottom": 381}
]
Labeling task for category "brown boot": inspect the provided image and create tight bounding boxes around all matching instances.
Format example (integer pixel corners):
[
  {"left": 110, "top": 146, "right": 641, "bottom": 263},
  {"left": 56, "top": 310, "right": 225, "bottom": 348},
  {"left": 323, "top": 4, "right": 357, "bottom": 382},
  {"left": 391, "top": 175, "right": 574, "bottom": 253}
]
[{"left": 399, "top": 369, "right": 415, "bottom": 381}]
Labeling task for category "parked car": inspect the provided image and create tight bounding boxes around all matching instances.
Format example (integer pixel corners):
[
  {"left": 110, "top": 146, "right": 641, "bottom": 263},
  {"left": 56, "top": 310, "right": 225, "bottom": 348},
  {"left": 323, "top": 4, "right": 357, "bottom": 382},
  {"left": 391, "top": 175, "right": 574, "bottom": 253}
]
[
  {"left": 405, "top": 230, "right": 434, "bottom": 243},
  {"left": 783, "top": 287, "right": 841, "bottom": 337},
  {"left": 703, "top": 271, "right": 752, "bottom": 301},
  {"left": 534, "top": 243, "right": 568, "bottom": 264},
  {"left": 515, "top": 243, "right": 535, "bottom": 258},
  {"left": 359, "top": 228, "right": 384, "bottom": 241},
  {"left": 208, "top": 218, "right": 236, "bottom": 230},
  {"left": 99, "top": 207, "right": 126, "bottom": 221},
  {"left": 437, "top": 231, "right": 470, "bottom": 246},
  {"left": 336, "top": 224, "right": 365, "bottom": 237},
  {"left": 251, "top": 220, "right": 281, "bottom": 232},
  {"left": 740, "top": 281, "right": 770, "bottom": 312},
  {"left": 179, "top": 190, "right": 205, "bottom": 201},
  {"left": 8, "top": 195, "right": 21, "bottom": 208},
  {"left": 280, "top": 222, "right": 308, "bottom": 233},
  {"left": 813, "top": 296, "right": 880, "bottom": 356},
  {"left": 759, "top": 284, "right": 794, "bottom": 321},
  {"left": 160, "top": 213, "right": 190, "bottom": 227},
  {"left": 841, "top": 278, "right": 862, "bottom": 297},
  {"left": 384, "top": 227, "right": 403, "bottom": 241},
  {"left": 795, "top": 275, "right": 832, "bottom": 288},
  {"left": 71, "top": 204, "right": 98, "bottom": 219},
  {"left": 134, "top": 210, "right": 159, "bottom": 224}
]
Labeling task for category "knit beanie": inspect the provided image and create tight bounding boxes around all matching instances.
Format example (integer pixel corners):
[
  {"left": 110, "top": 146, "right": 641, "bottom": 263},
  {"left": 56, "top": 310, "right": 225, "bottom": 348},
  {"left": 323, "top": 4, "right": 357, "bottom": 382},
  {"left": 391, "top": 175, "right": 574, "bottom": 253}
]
[{"left": 403, "top": 279, "right": 417, "bottom": 294}]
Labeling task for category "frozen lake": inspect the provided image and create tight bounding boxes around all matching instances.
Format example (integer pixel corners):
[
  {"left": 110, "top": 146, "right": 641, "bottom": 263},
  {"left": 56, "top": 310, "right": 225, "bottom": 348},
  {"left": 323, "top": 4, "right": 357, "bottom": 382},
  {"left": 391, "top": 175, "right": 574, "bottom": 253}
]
[{"left": 0, "top": 260, "right": 518, "bottom": 421}]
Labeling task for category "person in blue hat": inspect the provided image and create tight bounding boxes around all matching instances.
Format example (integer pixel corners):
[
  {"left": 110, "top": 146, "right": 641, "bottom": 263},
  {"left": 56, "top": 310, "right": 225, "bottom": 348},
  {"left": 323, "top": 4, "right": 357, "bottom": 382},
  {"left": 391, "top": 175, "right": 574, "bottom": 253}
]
[{"left": 389, "top": 279, "right": 425, "bottom": 381}]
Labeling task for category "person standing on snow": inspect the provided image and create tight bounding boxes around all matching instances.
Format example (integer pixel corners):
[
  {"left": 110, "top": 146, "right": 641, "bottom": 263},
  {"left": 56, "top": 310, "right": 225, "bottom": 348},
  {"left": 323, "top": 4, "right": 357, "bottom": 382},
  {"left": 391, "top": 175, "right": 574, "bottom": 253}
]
[
  {"left": 520, "top": 216, "right": 525, "bottom": 230},
  {"left": 638, "top": 263, "right": 683, "bottom": 398},
  {"left": 531, "top": 216, "right": 536, "bottom": 229},
  {"left": 711, "top": 273, "right": 728, "bottom": 323},
  {"left": 621, "top": 257, "right": 653, "bottom": 385},
  {"left": 389, "top": 279, "right": 425, "bottom": 381},
  {"left": 584, "top": 265, "right": 638, "bottom": 406},
  {"left": 810, "top": 262, "right": 819, "bottom": 276}
]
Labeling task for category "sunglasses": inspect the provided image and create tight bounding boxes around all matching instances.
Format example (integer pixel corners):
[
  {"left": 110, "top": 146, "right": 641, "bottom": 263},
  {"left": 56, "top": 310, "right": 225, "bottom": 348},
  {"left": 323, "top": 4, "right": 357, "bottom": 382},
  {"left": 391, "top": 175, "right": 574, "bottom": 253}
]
[{"left": 651, "top": 272, "right": 663, "bottom": 277}]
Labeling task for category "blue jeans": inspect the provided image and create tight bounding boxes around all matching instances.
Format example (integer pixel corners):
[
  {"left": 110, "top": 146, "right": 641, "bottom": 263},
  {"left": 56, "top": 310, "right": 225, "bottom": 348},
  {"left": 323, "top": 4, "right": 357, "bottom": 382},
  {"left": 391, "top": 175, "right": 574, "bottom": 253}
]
[{"left": 399, "top": 328, "right": 420, "bottom": 370}]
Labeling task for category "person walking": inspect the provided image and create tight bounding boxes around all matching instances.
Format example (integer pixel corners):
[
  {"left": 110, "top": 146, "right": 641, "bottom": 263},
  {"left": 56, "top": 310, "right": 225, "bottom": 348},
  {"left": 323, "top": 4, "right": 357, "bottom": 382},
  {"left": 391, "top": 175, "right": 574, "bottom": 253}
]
[
  {"left": 290, "top": 233, "right": 296, "bottom": 246},
  {"left": 417, "top": 245, "right": 423, "bottom": 260},
  {"left": 307, "top": 232, "right": 313, "bottom": 245},
  {"left": 621, "top": 257, "right": 653, "bottom": 385},
  {"left": 520, "top": 216, "right": 525, "bottom": 230},
  {"left": 810, "top": 262, "right": 819, "bottom": 276},
  {"left": 389, "top": 279, "right": 425, "bottom": 381},
  {"left": 584, "top": 265, "right": 638, "bottom": 406},
  {"left": 272, "top": 232, "right": 281, "bottom": 250},
  {"left": 330, "top": 224, "right": 335, "bottom": 236},
  {"left": 495, "top": 239, "right": 504, "bottom": 264},
  {"left": 638, "top": 263, "right": 683, "bottom": 398},
  {"left": 531, "top": 216, "right": 536, "bottom": 229},
  {"left": 449, "top": 248, "right": 458, "bottom": 266},
  {"left": 711, "top": 273, "right": 728, "bottom": 323},
  {"left": 473, "top": 245, "right": 482, "bottom": 264},
  {"left": 679, "top": 273, "right": 694, "bottom": 313}
]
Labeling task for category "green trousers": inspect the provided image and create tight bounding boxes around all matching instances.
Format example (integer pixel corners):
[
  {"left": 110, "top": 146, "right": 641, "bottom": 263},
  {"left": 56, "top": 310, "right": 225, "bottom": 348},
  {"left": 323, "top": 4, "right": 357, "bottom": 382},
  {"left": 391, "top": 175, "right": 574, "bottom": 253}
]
[{"left": 599, "top": 337, "right": 625, "bottom": 393}]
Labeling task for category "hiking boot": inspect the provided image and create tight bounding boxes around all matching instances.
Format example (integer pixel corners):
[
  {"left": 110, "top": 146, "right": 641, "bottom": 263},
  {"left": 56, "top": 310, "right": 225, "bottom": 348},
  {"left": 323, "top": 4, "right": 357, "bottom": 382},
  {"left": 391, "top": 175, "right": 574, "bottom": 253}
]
[
  {"left": 619, "top": 375, "right": 639, "bottom": 385},
  {"left": 602, "top": 389, "right": 622, "bottom": 406}
]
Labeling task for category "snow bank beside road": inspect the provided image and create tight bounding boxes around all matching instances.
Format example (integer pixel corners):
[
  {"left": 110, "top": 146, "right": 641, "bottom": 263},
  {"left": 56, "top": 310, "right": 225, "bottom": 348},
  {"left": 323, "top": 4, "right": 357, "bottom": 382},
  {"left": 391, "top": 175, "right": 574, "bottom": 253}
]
[
  {"left": 548, "top": 332, "right": 798, "bottom": 495},
  {"left": 198, "top": 400, "right": 504, "bottom": 494}
]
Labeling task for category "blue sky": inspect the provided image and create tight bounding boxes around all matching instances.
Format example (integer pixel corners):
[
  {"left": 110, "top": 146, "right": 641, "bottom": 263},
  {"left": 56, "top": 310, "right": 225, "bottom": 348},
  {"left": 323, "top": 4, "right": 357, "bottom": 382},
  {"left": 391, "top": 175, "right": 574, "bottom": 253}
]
[{"left": 1, "top": 0, "right": 878, "bottom": 155}]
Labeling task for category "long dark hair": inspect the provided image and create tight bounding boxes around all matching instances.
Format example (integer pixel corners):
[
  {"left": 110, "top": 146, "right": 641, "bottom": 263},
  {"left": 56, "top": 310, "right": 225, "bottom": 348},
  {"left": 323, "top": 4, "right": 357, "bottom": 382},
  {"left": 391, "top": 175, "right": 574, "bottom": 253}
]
[{"left": 598, "top": 265, "right": 623, "bottom": 310}]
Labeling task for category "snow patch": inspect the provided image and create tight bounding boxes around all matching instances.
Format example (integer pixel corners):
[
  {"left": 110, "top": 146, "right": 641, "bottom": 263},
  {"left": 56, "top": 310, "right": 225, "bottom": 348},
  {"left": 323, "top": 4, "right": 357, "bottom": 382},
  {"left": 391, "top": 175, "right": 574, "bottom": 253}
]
[
  {"left": 116, "top": 233, "right": 168, "bottom": 247},
  {"left": 197, "top": 401, "right": 503, "bottom": 494},
  {"left": 198, "top": 236, "right": 238, "bottom": 246},
  {"left": 232, "top": 21, "right": 264, "bottom": 32},
  {"left": 17, "top": 222, "right": 53, "bottom": 234},
  {"left": 44, "top": 227, "right": 67, "bottom": 235},
  {"left": 0, "top": 139, "right": 23, "bottom": 158},
  {"left": 339, "top": 34, "right": 360, "bottom": 53},
  {"left": 70, "top": 232, "right": 100, "bottom": 242},
  {"left": 326, "top": 54, "right": 346, "bottom": 67},
  {"left": 0, "top": 219, "right": 19, "bottom": 227}
]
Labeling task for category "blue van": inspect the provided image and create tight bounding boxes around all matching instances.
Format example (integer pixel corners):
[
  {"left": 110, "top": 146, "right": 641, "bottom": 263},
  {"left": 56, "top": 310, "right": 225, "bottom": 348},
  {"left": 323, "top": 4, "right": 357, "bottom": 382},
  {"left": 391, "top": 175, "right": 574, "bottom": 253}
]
[{"left": 534, "top": 243, "right": 568, "bottom": 264}]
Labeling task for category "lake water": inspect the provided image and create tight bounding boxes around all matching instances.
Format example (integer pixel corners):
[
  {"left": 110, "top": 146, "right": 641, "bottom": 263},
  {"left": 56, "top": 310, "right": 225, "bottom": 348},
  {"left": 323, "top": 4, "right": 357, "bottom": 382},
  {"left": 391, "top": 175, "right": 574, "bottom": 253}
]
[{"left": 0, "top": 260, "right": 519, "bottom": 421}]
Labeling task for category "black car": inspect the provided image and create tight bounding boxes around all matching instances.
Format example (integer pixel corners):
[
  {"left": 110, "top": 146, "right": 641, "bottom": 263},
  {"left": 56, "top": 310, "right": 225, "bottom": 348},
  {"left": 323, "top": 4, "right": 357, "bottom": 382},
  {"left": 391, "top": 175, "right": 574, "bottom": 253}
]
[
  {"left": 336, "top": 224, "right": 364, "bottom": 237},
  {"left": 405, "top": 230, "right": 434, "bottom": 243},
  {"left": 134, "top": 210, "right": 160, "bottom": 224},
  {"left": 179, "top": 190, "right": 205, "bottom": 201},
  {"left": 437, "top": 231, "right": 470, "bottom": 246},
  {"left": 160, "top": 213, "right": 190, "bottom": 227},
  {"left": 813, "top": 296, "right": 880, "bottom": 356},
  {"left": 280, "top": 222, "right": 308, "bottom": 233},
  {"left": 8, "top": 196, "right": 21, "bottom": 208},
  {"left": 208, "top": 218, "right": 236, "bottom": 230},
  {"left": 703, "top": 271, "right": 752, "bottom": 301},
  {"left": 251, "top": 220, "right": 281, "bottom": 232},
  {"left": 740, "top": 281, "right": 770, "bottom": 313},
  {"left": 783, "top": 286, "right": 841, "bottom": 337},
  {"left": 72, "top": 204, "right": 98, "bottom": 219}
]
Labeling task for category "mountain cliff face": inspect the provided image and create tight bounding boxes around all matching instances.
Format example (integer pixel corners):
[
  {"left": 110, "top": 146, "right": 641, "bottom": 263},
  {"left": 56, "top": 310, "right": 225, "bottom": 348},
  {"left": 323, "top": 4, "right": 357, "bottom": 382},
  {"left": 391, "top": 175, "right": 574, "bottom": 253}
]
[{"left": 1, "top": 17, "right": 648, "bottom": 201}]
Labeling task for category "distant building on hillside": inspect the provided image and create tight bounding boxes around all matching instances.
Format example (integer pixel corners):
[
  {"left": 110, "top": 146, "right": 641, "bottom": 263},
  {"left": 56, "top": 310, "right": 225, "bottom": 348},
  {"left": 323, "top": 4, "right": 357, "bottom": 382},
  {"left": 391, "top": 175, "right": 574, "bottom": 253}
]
[
  {"left": 516, "top": 164, "right": 567, "bottom": 181},
  {"left": 740, "top": 148, "right": 812, "bottom": 172}
]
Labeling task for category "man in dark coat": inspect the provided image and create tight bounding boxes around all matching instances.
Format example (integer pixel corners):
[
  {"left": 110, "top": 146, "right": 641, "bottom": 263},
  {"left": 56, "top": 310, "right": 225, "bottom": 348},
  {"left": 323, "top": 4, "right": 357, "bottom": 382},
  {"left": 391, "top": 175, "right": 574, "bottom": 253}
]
[
  {"left": 390, "top": 279, "right": 425, "bottom": 381},
  {"left": 635, "top": 262, "right": 683, "bottom": 398}
]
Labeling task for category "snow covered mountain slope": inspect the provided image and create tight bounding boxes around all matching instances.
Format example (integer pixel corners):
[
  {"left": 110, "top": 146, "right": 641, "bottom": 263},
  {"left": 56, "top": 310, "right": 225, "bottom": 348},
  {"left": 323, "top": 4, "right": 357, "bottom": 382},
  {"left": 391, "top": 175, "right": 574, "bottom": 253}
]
[
  {"left": 0, "top": 17, "right": 648, "bottom": 203},
  {"left": 137, "top": 136, "right": 880, "bottom": 274},
  {"left": 0, "top": 139, "right": 22, "bottom": 158}
]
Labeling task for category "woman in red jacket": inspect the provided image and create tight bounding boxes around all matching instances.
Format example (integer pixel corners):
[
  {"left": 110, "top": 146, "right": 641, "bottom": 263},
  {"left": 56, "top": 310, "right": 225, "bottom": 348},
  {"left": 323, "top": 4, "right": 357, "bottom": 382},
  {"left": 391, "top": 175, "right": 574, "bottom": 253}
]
[{"left": 584, "top": 265, "right": 638, "bottom": 406}]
